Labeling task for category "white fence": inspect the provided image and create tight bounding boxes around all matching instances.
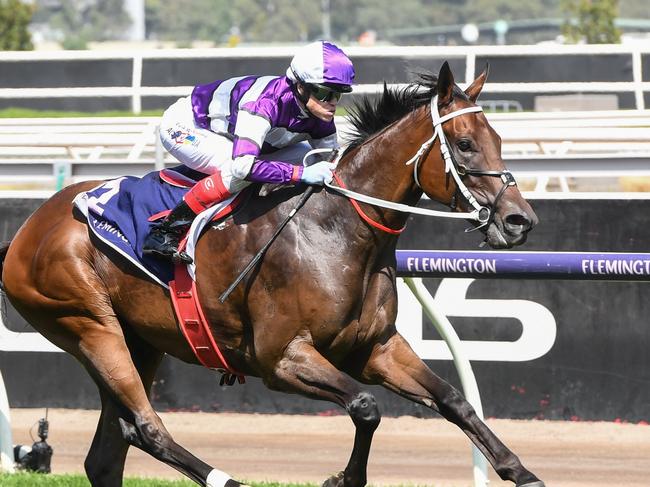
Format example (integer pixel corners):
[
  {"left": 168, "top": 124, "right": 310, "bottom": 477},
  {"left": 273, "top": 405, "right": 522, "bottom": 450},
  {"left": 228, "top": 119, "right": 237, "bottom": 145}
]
[
  {"left": 0, "top": 109, "right": 649, "bottom": 194},
  {"left": 0, "top": 44, "right": 649, "bottom": 112}
]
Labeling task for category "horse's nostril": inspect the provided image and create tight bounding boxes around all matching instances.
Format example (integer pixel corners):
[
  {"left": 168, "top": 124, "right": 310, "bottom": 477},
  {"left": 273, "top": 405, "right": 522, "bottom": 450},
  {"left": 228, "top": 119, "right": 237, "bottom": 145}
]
[{"left": 505, "top": 213, "right": 532, "bottom": 231}]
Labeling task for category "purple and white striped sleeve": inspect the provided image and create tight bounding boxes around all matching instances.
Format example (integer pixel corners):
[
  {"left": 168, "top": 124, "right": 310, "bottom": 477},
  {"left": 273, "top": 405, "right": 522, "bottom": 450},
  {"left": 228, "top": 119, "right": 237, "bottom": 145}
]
[
  {"left": 248, "top": 159, "right": 303, "bottom": 184},
  {"left": 230, "top": 106, "right": 302, "bottom": 184}
]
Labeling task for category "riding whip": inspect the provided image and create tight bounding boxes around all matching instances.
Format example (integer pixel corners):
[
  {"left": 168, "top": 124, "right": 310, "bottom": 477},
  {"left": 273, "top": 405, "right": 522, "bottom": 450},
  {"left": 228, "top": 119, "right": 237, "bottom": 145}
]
[{"left": 218, "top": 149, "right": 338, "bottom": 303}]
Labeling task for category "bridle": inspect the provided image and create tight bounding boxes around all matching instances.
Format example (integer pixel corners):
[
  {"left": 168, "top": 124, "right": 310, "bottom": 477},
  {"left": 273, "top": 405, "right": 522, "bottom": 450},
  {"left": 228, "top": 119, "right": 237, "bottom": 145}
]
[
  {"left": 406, "top": 95, "right": 517, "bottom": 232},
  {"left": 318, "top": 94, "right": 517, "bottom": 233}
]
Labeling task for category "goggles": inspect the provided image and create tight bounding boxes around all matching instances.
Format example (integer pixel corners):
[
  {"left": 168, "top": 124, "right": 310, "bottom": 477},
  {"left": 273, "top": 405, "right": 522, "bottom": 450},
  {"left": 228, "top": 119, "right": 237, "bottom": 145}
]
[{"left": 308, "top": 84, "right": 344, "bottom": 103}]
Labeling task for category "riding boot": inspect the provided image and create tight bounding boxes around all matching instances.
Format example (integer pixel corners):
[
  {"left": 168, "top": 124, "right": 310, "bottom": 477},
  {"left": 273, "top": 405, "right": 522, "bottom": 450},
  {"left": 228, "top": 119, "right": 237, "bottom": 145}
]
[{"left": 143, "top": 200, "right": 197, "bottom": 264}]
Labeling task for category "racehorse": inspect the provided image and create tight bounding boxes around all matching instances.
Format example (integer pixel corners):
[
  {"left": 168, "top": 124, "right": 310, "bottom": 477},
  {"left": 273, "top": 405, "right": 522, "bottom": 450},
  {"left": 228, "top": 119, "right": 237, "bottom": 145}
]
[{"left": 0, "top": 62, "right": 542, "bottom": 487}]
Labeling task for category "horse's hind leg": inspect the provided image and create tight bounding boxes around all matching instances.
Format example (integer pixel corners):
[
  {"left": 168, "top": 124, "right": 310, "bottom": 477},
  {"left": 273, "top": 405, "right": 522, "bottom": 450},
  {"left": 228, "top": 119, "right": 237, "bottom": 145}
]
[
  {"left": 264, "top": 339, "right": 380, "bottom": 487},
  {"left": 75, "top": 316, "right": 242, "bottom": 487},
  {"left": 4, "top": 249, "right": 241, "bottom": 485},
  {"left": 355, "top": 333, "right": 544, "bottom": 487},
  {"left": 84, "top": 327, "right": 164, "bottom": 486}
]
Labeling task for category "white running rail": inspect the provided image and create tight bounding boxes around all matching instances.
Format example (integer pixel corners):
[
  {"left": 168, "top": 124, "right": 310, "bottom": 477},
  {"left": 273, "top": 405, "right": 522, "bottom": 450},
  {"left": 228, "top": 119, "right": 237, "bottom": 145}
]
[
  {"left": 0, "top": 43, "right": 648, "bottom": 112},
  {"left": 1, "top": 110, "right": 649, "bottom": 193}
]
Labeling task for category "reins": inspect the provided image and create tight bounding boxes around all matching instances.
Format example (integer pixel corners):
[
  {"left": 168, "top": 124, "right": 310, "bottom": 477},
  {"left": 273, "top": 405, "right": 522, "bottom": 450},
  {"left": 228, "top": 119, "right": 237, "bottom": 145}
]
[{"left": 332, "top": 173, "right": 405, "bottom": 235}]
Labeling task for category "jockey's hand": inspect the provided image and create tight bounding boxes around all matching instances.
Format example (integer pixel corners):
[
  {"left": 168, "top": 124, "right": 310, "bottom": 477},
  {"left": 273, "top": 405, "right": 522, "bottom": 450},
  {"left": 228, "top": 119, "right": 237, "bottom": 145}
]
[{"left": 301, "top": 161, "right": 335, "bottom": 185}]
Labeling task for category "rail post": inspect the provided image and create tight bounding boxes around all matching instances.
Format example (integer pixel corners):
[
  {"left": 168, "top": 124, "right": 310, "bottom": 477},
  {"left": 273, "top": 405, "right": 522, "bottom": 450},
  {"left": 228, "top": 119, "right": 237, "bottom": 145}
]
[
  {"left": 403, "top": 277, "right": 489, "bottom": 487},
  {"left": 0, "top": 369, "right": 14, "bottom": 473}
]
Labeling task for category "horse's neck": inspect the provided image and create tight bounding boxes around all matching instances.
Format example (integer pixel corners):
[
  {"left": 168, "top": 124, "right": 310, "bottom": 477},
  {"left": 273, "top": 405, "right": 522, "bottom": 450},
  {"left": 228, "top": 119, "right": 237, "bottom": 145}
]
[{"left": 335, "top": 107, "right": 434, "bottom": 227}]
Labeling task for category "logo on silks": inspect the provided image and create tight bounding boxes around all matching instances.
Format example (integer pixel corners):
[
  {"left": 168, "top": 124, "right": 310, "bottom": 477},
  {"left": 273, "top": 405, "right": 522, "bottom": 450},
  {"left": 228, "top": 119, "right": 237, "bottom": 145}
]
[{"left": 169, "top": 128, "right": 199, "bottom": 146}]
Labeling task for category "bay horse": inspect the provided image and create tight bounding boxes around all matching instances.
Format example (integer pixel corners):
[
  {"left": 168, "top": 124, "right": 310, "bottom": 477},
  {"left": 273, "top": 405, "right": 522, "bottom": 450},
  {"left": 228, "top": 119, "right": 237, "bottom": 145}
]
[{"left": 0, "top": 62, "right": 542, "bottom": 487}]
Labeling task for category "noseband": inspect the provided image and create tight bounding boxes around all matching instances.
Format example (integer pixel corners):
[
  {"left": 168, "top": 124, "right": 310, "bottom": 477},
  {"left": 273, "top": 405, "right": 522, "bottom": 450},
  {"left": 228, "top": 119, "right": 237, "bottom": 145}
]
[{"left": 406, "top": 95, "right": 517, "bottom": 231}]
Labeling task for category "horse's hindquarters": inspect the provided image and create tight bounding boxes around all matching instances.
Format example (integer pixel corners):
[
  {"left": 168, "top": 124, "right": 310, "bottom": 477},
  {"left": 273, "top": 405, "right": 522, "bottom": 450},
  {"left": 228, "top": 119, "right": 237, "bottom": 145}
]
[
  {"left": 2, "top": 184, "right": 104, "bottom": 352},
  {"left": 1, "top": 183, "right": 184, "bottom": 360}
]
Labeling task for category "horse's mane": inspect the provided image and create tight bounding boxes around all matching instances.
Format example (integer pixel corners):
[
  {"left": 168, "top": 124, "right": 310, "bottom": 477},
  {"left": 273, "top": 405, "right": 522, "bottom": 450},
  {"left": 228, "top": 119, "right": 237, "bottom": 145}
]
[{"left": 343, "top": 73, "right": 468, "bottom": 153}]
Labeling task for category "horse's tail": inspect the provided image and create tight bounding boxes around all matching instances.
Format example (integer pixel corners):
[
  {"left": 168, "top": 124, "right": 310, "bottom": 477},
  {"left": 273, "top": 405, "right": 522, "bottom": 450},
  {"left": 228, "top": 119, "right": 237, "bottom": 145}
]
[{"left": 0, "top": 241, "right": 10, "bottom": 289}]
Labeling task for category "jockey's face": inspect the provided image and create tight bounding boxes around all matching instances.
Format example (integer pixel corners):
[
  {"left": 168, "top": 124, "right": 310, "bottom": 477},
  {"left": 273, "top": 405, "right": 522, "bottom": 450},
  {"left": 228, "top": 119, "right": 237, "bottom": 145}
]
[
  {"left": 297, "top": 84, "right": 339, "bottom": 123},
  {"left": 305, "top": 94, "right": 338, "bottom": 122}
]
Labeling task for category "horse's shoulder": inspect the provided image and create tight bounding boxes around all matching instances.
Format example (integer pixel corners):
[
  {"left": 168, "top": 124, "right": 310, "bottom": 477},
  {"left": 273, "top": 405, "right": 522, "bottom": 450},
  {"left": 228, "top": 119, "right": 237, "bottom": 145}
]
[{"left": 218, "top": 183, "right": 315, "bottom": 226}]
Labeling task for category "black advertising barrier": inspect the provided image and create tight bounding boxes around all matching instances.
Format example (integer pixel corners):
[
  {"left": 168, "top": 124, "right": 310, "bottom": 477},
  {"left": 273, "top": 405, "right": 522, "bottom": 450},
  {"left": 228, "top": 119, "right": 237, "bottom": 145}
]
[{"left": 1, "top": 197, "right": 649, "bottom": 421}]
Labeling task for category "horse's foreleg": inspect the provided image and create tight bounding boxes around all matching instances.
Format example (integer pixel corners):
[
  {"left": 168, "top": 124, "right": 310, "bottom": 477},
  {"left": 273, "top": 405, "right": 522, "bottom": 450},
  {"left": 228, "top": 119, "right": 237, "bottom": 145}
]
[
  {"left": 264, "top": 339, "right": 380, "bottom": 487},
  {"left": 84, "top": 328, "right": 164, "bottom": 487},
  {"left": 356, "top": 332, "right": 544, "bottom": 487}
]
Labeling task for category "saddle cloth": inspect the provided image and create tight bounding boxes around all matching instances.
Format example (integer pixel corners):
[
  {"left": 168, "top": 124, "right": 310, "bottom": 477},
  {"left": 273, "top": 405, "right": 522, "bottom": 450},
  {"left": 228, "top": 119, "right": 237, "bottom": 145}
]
[{"left": 73, "top": 166, "right": 239, "bottom": 287}]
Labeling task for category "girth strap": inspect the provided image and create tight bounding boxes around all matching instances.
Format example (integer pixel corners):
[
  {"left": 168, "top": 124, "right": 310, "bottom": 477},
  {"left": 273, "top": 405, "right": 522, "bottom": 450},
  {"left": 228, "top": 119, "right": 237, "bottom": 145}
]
[{"left": 169, "top": 264, "right": 245, "bottom": 384}]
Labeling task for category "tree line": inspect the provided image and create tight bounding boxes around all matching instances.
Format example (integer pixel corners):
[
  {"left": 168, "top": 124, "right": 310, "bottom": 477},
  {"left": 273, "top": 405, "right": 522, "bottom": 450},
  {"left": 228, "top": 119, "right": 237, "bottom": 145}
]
[{"left": 0, "top": 0, "right": 647, "bottom": 50}]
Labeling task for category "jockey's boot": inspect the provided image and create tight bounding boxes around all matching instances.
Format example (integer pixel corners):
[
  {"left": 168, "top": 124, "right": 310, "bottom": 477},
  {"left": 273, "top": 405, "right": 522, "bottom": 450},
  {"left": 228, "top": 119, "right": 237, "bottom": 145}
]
[
  {"left": 143, "top": 200, "right": 196, "bottom": 264},
  {"left": 144, "top": 170, "right": 232, "bottom": 264}
]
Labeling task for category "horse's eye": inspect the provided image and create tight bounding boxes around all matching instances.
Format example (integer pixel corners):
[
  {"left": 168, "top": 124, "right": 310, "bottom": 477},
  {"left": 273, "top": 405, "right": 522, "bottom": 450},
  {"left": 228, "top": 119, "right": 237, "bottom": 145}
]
[{"left": 457, "top": 139, "right": 472, "bottom": 152}]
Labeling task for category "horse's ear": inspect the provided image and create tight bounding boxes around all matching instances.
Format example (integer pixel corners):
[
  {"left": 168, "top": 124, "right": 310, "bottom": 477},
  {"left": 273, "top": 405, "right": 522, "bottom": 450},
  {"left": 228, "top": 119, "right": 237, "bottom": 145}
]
[
  {"left": 436, "top": 61, "right": 455, "bottom": 107},
  {"left": 464, "top": 63, "right": 489, "bottom": 103}
]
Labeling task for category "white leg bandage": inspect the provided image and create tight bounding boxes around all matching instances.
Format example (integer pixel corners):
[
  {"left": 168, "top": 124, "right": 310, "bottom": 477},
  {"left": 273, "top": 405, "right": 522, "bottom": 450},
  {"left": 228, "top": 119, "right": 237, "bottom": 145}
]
[{"left": 206, "top": 468, "right": 233, "bottom": 487}]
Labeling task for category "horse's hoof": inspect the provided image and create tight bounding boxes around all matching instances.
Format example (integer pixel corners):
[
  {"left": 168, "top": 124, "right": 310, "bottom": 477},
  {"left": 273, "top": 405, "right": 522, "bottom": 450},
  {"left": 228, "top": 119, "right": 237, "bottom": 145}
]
[
  {"left": 518, "top": 482, "right": 545, "bottom": 487},
  {"left": 322, "top": 471, "right": 345, "bottom": 487}
]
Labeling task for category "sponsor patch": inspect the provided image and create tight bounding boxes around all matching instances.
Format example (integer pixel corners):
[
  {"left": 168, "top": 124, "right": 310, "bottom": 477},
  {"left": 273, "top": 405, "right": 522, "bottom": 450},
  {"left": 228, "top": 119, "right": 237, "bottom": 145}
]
[{"left": 168, "top": 127, "right": 200, "bottom": 146}]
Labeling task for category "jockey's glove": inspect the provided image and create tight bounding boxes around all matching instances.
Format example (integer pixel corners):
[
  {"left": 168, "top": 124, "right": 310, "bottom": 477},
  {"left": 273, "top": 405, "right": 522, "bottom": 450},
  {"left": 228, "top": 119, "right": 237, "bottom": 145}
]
[{"left": 301, "top": 161, "right": 336, "bottom": 185}]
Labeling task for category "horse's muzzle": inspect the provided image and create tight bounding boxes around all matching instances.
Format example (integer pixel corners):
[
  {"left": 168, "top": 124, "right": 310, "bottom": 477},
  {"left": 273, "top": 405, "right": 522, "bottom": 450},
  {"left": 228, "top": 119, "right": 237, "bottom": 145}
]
[
  {"left": 486, "top": 209, "right": 537, "bottom": 249},
  {"left": 504, "top": 211, "right": 536, "bottom": 236}
]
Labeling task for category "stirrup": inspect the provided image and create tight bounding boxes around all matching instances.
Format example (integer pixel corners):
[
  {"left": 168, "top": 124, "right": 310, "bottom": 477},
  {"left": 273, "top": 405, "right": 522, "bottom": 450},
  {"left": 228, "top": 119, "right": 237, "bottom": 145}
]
[
  {"left": 143, "top": 244, "right": 193, "bottom": 265},
  {"left": 172, "top": 250, "right": 193, "bottom": 265}
]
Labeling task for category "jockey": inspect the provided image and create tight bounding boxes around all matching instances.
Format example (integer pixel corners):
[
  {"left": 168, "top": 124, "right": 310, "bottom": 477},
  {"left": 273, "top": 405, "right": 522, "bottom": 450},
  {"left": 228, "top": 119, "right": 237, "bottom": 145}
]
[{"left": 143, "top": 40, "right": 354, "bottom": 264}]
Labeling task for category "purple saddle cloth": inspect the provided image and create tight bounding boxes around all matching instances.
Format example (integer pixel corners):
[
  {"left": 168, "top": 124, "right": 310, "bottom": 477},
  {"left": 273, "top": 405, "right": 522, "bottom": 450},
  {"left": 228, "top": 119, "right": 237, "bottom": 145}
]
[{"left": 73, "top": 166, "right": 206, "bottom": 287}]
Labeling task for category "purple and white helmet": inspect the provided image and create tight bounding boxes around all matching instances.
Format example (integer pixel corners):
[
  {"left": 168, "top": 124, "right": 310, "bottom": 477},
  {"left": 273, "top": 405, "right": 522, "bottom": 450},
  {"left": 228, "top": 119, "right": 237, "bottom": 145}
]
[{"left": 287, "top": 41, "right": 355, "bottom": 93}]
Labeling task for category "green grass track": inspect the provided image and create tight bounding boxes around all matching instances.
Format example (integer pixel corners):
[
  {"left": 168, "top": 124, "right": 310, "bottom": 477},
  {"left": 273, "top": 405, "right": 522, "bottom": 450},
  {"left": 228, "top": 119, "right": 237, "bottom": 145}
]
[{"left": 0, "top": 473, "right": 325, "bottom": 487}]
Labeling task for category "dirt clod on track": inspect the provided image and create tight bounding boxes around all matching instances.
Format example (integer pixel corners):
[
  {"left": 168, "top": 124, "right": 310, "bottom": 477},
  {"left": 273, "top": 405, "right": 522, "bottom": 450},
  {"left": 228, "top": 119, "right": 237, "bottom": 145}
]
[{"left": 10, "top": 409, "right": 650, "bottom": 487}]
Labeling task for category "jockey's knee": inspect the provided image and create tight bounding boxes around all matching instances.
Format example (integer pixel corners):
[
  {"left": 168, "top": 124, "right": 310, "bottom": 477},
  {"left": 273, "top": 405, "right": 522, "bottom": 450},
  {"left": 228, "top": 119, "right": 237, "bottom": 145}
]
[
  {"left": 348, "top": 391, "right": 381, "bottom": 432},
  {"left": 221, "top": 162, "right": 253, "bottom": 193}
]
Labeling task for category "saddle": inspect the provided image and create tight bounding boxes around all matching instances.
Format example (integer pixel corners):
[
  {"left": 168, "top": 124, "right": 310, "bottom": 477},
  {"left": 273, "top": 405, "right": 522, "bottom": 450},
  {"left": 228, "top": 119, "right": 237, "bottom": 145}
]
[{"left": 73, "top": 166, "right": 247, "bottom": 286}]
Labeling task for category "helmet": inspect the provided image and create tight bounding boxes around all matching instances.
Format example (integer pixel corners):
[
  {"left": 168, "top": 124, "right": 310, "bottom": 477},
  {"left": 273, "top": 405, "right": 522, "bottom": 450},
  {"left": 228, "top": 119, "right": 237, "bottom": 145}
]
[{"left": 287, "top": 41, "right": 354, "bottom": 93}]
